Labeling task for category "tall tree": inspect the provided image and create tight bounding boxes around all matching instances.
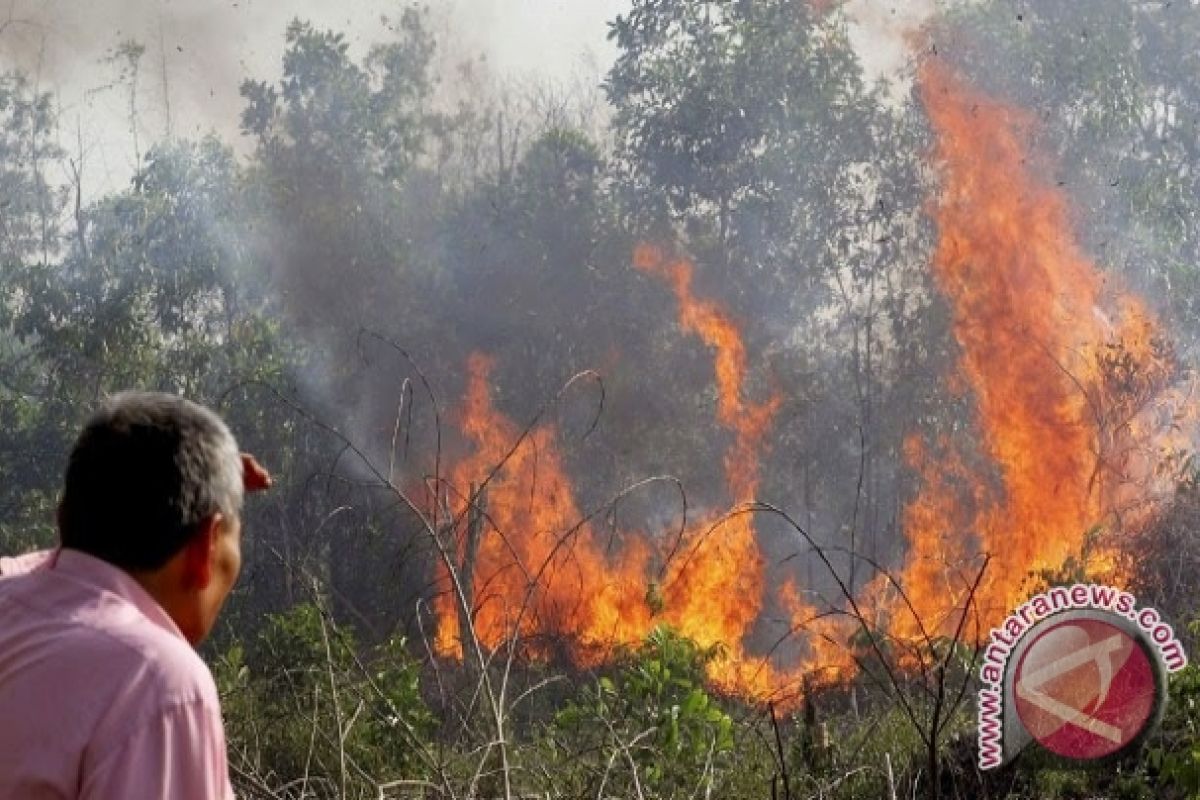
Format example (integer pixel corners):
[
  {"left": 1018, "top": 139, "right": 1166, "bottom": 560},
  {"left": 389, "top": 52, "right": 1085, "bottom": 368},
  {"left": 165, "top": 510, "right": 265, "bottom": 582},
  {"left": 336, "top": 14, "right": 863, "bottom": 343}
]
[
  {"left": 607, "top": 0, "right": 949, "bottom": 586},
  {"left": 0, "top": 71, "right": 67, "bottom": 554}
]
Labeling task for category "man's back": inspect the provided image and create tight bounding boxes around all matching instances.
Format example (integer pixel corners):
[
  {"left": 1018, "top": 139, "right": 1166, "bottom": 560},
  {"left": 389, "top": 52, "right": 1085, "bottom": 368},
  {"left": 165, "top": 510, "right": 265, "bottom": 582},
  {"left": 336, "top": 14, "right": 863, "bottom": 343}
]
[{"left": 0, "top": 549, "right": 233, "bottom": 799}]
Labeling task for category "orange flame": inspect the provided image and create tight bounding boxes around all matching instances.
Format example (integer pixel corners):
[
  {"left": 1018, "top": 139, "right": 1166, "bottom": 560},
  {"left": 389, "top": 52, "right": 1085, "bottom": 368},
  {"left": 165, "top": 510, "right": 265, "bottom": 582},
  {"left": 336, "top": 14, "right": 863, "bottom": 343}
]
[
  {"left": 433, "top": 61, "right": 1196, "bottom": 704},
  {"left": 436, "top": 249, "right": 820, "bottom": 701},
  {"left": 433, "top": 353, "right": 654, "bottom": 661},
  {"left": 889, "top": 62, "right": 1194, "bottom": 643},
  {"left": 632, "top": 244, "right": 784, "bottom": 693}
]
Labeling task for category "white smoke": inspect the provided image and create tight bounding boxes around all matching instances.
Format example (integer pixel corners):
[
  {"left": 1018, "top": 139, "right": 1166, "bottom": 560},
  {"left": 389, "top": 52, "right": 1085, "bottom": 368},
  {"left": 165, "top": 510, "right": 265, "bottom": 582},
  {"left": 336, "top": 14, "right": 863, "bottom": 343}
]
[
  {"left": 843, "top": 0, "right": 940, "bottom": 89},
  {"left": 0, "top": 0, "right": 631, "bottom": 199}
]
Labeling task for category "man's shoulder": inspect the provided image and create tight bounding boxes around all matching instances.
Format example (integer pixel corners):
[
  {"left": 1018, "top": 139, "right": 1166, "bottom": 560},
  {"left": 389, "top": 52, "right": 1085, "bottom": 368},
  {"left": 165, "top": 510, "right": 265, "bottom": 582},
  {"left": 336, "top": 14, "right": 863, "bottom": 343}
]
[
  {"left": 105, "top": 612, "right": 219, "bottom": 702},
  {"left": 1, "top": 569, "right": 218, "bottom": 706},
  {"left": 0, "top": 574, "right": 222, "bottom": 793},
  {"left": 59, "top": 586, "right": 222, "bottom": 713}
]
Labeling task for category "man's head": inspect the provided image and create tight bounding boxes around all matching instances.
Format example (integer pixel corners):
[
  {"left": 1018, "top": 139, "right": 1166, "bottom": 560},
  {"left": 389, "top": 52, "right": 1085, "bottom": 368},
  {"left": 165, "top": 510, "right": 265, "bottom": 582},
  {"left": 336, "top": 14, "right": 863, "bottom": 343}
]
[{"left": 59, "top": 391, "right": 246, "bottom": 644}]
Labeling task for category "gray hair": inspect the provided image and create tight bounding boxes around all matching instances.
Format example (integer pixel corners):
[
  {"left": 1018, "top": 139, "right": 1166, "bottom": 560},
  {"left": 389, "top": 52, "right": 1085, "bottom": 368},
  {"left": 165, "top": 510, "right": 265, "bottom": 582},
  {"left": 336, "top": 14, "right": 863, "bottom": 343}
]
[{"left": 59, "top": 391, "right": 243, "bottom": 571}]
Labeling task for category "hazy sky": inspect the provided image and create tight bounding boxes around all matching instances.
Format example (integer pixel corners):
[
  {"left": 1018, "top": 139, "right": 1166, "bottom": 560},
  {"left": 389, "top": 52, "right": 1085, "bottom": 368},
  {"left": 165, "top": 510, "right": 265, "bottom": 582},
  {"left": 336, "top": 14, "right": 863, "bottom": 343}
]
[{"left": 0, "top": 0, "right": 934, "bottom": 196}]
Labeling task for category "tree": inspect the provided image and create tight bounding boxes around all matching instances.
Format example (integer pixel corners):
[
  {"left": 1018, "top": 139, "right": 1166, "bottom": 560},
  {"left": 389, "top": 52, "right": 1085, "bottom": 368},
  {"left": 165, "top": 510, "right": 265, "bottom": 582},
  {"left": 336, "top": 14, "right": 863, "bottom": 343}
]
[
  {"left": 0, "top": 70, "right": 67, "bottom": 554},
  {"left": 240, "top": 14, "right": 450, "bottom": 637},
  {"left": 240, "top": 13, "right": 438, "bottom": 347},
  {"left": 0, "top": 137, "right": 311, "bottom": 617},
  {"left": 607, "top": 0, "right": 952, "bottom": 595}
]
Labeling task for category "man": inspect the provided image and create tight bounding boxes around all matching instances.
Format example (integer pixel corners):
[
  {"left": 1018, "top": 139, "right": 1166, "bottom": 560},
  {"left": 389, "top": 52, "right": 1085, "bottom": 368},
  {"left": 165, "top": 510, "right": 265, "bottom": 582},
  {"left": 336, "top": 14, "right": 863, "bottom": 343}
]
[{"left": 0, "top": 391, "right": 271, "bottom": 798}]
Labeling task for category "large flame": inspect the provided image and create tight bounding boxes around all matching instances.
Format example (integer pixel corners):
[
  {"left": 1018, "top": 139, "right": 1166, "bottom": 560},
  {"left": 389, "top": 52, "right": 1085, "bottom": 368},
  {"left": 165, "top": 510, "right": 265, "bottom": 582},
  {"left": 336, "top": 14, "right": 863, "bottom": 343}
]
[
  {"left": 432, "top": 60, "right": 1195, "bottom": 702},
  {"left": 435, "top": 249, "right": 815, "bottom": 699},
  {"left": 889, "top": 62, "right": 1193, "bottom": 643},
  {"left": 433, "top": 352, "right": 653, "bottom": 662},
  {"left": 632, "top": 244, "right": 784, "bottom": 693}
]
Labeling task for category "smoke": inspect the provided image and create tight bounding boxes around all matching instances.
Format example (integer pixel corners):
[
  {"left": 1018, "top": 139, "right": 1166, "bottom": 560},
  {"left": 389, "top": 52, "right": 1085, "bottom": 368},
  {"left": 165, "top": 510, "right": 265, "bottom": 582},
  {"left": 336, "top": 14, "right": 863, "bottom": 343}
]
[
  {"left": 843, "top": 0, "right": 940, "bottom": 86},
  {"left": 0, "top": 0, "right": 627, "bottom": 199},
  {"left": 0, "top": 0, "right": 291, "bottom": 183},
  {"left": 3, "top": 0, "right": 1197, "bottom": 686}
]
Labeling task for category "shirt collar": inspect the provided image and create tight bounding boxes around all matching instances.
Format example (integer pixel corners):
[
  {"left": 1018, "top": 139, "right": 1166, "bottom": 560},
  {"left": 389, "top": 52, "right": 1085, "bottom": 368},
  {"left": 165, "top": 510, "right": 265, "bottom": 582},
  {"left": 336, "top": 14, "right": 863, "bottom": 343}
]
[{"left": 50, "top": 547, "right": 189, "bottom": 644}]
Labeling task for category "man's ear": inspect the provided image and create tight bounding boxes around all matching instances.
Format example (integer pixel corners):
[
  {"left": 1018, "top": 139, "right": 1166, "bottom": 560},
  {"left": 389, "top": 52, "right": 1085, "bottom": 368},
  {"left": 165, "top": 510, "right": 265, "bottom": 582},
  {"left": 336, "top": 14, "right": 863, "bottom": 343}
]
[{"left": 181, "top": 513, "right": 223, "bottom": 590}]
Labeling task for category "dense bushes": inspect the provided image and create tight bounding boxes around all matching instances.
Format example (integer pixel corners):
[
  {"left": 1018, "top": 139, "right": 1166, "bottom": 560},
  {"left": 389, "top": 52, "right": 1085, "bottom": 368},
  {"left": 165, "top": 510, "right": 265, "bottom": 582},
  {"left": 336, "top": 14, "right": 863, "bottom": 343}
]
[
  {"left": 216, "top": 603, "right": 433, "bottom": 798},
  {"left": 210, "top": 610, "right": 1200, "bottom": 799}
]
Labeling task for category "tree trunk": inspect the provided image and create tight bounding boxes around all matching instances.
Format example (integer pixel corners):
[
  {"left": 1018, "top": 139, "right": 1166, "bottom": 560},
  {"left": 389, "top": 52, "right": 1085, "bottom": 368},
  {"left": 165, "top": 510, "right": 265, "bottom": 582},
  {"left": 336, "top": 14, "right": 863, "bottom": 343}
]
[{"left": 456, "top": 483, "right": 486, "bottom": 659}]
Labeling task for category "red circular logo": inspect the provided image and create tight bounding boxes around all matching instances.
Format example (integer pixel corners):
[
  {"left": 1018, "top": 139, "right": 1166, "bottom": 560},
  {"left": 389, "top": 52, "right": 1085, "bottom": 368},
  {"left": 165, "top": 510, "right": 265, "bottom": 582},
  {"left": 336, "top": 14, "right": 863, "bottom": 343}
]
[{"left": 1013, "top": 617, "right": 1156, "bottom": 760}]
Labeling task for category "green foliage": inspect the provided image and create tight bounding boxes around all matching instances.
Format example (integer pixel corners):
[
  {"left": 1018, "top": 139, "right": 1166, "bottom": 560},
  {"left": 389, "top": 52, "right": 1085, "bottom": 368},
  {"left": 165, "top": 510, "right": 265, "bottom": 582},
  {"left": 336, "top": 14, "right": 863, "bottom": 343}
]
[
  {"left": 0, "top": 71, "right": 69, "bottom": 554},
  {"left": 0, "top": 133, "right": 298, "bottom": 561},
  {"left": 607, "top": 0, "right": 881, "bottom": 274},
  {"left": 543, "top": 626, "right": 735, "bottom": 798},
  {"left": 216, "top": 603, "right": 433, "bottom": 797},
  {"left": 0, "top": 71, "right": 64, "bottom": 266},
  {"left": 817, "top": 701, "right": 928, "bottom": 800},
  {"left": 243, "top": 11, "right": 433, "bottom": 179},
  {"left": 1145, "top": 633, "right": 1200, "bottom": 797}
]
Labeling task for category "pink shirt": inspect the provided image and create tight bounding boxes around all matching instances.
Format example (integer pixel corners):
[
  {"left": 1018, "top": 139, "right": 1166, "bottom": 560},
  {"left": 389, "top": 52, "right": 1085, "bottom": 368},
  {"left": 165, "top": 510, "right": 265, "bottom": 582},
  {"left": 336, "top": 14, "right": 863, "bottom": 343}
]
[{"left": 0, "top": 549, "right": 235, "bottom": 799}]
